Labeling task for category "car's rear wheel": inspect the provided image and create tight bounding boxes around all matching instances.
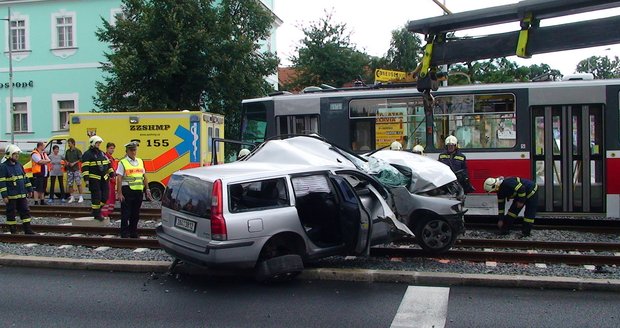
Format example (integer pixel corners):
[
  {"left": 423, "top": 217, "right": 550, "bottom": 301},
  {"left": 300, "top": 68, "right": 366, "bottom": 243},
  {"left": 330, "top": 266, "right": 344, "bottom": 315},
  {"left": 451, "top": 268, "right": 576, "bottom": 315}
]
[
  {"left": 414, "top": 217, "right": 457, "bottom": 254},
  {"left": 148, "top": 182, "right": 165, "bottom": 201},
  {"left": 255, "top": 235, "right": 305, "bottom": 283}
]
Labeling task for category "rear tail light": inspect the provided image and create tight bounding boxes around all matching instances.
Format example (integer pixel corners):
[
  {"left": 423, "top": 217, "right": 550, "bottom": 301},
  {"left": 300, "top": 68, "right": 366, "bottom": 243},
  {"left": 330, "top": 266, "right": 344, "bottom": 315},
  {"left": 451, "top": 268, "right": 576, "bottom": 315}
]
[{"left": 210, "top": 179, "right": 227, "bottom": 240}]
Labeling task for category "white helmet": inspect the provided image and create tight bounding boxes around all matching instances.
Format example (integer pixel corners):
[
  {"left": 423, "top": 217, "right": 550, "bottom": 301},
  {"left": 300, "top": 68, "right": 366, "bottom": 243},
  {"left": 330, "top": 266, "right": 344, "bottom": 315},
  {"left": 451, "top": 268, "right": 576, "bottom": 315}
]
[
  {"left": 445, "top": 135, "right": 458, "bottom": 146},
  {"left": 484, "top": 176, "right": 504, "bottom": 192},
  {"left": 89, "top": 135, "right": 104, "bottom": 147},
  {"left": 412, "top": 144, "right": 425, "bottom": 154},
  {"left": 390, "top": 141, "right": 403, "bottom": 150},
  {"left": 238, "top": 148, "right": 250, "bottom": 157},
  {"left": 5, "top": 144, "right": 21, "bottom": 156}
]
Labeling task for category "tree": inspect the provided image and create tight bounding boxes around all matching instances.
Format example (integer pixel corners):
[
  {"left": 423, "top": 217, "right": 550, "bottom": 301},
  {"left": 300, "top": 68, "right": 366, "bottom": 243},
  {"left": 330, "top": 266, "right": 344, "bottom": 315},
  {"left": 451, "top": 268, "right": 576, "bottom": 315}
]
[
  {"left": 95, "top": 0, "right": 278, "bottom": 139},
  {"left": 576, "top": 55, "right": 620, "bottom": 79},
  {"left": 383, "top": 27, "right": 423, "bottom": 72},
  {"left": 285, "top": 10, "right": 369, "bottom": 90},
  {"left": 447, "top": 59, "right": 561, "bottom": 85}
]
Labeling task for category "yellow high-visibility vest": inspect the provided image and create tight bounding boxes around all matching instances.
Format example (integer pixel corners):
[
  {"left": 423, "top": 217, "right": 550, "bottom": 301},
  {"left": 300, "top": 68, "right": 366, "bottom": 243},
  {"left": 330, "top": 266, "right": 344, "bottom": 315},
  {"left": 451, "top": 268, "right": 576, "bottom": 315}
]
[{"left": 120, "top": 158, "right": 145, "bottom": 191}]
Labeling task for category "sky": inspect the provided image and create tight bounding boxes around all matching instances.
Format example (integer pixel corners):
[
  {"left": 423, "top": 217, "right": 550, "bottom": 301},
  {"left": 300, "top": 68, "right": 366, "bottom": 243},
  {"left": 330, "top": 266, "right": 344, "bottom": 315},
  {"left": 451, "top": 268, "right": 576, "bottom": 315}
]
[{"left": 273, "top": 0, "right": 620, "bottom": 75}]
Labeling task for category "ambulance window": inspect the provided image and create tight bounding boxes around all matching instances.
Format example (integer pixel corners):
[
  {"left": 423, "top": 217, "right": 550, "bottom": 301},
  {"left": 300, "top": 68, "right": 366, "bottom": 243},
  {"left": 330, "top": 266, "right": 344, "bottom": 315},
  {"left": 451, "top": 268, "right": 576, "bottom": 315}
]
[{"left": 207, "top": 127, "right": 213, "bottom": 152}]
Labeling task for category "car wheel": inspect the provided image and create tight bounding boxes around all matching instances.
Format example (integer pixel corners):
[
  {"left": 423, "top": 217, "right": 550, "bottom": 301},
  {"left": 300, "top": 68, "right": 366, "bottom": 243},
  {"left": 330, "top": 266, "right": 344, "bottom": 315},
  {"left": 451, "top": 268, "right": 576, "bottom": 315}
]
[
  {"left": 255, "top": 237, "right": 304, "bottom": 283},
  {"left": 148, "top": 182, "right": 165, "bottom": 201},
  {"left": 414, "top": 217, "right": 456, "bottom": 254}
]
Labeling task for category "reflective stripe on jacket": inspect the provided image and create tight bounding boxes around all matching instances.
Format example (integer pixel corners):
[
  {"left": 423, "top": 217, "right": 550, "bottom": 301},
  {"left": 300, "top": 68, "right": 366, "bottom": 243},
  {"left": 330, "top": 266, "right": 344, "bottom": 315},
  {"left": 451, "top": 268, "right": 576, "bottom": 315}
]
[{"left": 120, "top": 158, "right": 145, "bottom": 191}]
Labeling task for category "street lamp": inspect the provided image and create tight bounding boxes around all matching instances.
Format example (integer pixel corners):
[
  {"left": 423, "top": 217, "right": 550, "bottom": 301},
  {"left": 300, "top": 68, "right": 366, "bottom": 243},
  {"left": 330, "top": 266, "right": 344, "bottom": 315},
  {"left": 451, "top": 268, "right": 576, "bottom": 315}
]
[{"left": 1, "top": 7, "right": 14, "bottom": 144}]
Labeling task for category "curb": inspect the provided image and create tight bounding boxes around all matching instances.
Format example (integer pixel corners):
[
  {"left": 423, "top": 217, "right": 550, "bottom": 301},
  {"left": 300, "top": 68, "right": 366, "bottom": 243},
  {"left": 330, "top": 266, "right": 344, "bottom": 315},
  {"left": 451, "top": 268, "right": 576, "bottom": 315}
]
[{"left": 2, "top": 254, "right": 620, "bottom": 292}]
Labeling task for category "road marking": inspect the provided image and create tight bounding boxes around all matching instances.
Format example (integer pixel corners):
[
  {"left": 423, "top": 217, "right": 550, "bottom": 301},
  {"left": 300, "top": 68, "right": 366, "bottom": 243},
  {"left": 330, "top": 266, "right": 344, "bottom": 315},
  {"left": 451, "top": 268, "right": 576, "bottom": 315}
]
[{"left": 390, "top": 286, "right": 449, "bottom": 328}]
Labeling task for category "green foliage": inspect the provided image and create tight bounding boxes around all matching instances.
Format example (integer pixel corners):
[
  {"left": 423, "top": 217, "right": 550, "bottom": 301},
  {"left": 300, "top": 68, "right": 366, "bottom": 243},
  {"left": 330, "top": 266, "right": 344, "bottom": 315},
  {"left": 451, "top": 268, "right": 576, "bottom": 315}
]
[
  {"left": 284, "top": 10, "right": 370, "bottom": 90},
  {"left": 94, "top": 0, "right": 278, "bottom": 140},
  {"left": 447, "top": 59, "right": 561, "bottom": 85},
  {"left": 575, "top": 56, "right": 620, "bottom": 79},
  {"left": 383, "top": 27, "right": 423, "bottom": 72}
]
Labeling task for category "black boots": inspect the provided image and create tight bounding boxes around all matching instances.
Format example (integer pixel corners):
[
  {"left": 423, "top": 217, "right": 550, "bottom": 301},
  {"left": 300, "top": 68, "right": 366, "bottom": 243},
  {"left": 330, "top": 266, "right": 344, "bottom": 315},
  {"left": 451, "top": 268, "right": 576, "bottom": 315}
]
[
  {"left": 8, "top": 225, "right": 17, "bottom": 234},
  {"left": 22, "top": 222, "right": 35, "bottom": 235}
]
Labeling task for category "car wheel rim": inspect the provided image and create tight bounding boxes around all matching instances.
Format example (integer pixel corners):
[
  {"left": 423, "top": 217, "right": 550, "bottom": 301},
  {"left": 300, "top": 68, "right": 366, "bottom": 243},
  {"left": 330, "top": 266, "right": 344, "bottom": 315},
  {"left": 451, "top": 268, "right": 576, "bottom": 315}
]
[{"left": 421, "top": 220, "right": 453, "bottom": 249}]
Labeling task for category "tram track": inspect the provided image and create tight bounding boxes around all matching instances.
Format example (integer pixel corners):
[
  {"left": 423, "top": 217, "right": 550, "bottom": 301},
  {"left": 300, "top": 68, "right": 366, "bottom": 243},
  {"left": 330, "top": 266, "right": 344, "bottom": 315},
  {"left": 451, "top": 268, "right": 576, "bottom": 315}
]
[
  {"left": 1, "top": 224, "right": 619, "bottom": 266},
  {"left": 0, "top": 205, "right": 161, "bottom": 219}
]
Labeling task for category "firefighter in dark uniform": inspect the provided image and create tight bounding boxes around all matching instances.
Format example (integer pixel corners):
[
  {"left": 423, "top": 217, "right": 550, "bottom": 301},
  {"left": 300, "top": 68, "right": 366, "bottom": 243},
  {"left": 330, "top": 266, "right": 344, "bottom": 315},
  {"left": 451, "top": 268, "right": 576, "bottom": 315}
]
[
  {"left": 116, "top": 141, "right": 152, "bottom": 238},
  {"left": 438, "top": 135, "right": 475, "bottom": 193},
  {"left": 484, "top": 176, "right": 538, "bottom": 237},
  {"left": 81, "top": 135, "right": 114, "bottom": 221},
  {"left": 0, "top": 144, "right": 35, "bottom": 234}
]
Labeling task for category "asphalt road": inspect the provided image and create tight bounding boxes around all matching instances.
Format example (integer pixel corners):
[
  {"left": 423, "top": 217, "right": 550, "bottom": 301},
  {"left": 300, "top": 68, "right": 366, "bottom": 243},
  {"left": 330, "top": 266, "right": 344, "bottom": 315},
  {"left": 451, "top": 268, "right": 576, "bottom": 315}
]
[{"left": 1, "top": 266, "right": 619, "bottom": 328}]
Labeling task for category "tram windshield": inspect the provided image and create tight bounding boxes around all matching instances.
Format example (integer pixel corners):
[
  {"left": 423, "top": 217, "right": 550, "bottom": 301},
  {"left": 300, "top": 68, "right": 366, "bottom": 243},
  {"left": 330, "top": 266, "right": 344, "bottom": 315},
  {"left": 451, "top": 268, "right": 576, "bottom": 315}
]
[{"left": 241, "top": 102, "right": 268, "bottom": 144}]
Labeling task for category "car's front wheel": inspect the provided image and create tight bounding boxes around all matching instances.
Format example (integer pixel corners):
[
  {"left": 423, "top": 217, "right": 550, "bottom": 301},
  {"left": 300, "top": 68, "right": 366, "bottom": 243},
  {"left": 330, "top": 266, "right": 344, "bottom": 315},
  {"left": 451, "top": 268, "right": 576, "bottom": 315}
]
[{"left": 414, "top": 217, "right": 457, "bottom": 254}]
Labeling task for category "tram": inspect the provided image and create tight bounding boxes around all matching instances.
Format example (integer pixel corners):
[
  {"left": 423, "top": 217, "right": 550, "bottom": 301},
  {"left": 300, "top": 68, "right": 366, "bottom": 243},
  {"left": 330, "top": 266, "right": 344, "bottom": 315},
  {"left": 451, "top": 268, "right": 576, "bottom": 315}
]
[{"left": 240, "top": 79, "right": 620, "bottom": 217}]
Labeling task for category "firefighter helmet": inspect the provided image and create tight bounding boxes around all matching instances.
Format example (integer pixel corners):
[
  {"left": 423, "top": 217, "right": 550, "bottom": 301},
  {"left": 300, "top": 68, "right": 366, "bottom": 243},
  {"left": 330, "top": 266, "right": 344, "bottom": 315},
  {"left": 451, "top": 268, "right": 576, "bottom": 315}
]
[
  {"left": 445, "top": 135, "right": 458, "bottom": 146},
  {"left": 238, "top": 148, "right": 250, "bottom": 157},
  {"left": 390, "top": 141, "right": 403, "bottom": 150},
  {"left": 412, "top": 144, "right": 425, "bottom": 155},
  {"left": 5, "top": 144, "right": 21, "bottom": 156},
  {"left": 484, "top": 177, "right": 504, "bottom": 192},
  {"left": 89, "top": 135, "right": 104, "bottom": 147}
]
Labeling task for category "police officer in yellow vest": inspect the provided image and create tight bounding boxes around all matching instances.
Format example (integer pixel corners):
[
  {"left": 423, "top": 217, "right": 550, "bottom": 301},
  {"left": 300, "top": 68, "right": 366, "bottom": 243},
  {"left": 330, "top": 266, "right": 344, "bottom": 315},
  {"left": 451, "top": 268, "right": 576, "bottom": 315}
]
[{"left": 115, "top": 141, "right": 152, "bottom": 238}]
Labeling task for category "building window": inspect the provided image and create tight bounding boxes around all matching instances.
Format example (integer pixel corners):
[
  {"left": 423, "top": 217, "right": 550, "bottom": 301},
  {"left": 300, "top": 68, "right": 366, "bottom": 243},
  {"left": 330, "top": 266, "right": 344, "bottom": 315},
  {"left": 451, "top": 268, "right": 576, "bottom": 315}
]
[
  {"left": 58, "top": 100, "right": 75, "bottom": 130},
  {"left": 56, "top": 16, "right": 73, "bottom": 48},
  {"left": 10, "top": 19, "right": 26, "bottom": 51},
  {"left": 13, "top": 102, "right": 28, "bottom": 132}
]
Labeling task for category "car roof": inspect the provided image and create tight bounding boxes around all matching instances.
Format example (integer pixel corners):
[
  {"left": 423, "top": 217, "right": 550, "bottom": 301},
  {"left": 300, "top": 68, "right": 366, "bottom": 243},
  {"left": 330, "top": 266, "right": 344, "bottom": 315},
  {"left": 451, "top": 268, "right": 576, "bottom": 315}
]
[{"left": 174, "top": 161, "right": 340, "bottom": 183}]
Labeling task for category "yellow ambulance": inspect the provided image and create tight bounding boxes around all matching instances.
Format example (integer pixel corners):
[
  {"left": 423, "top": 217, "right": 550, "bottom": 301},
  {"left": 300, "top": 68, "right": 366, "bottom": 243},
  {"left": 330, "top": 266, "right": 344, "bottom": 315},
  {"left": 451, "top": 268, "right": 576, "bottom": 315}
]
[{"left": 25, "top": 111, "right": 224, "bottom": 200}]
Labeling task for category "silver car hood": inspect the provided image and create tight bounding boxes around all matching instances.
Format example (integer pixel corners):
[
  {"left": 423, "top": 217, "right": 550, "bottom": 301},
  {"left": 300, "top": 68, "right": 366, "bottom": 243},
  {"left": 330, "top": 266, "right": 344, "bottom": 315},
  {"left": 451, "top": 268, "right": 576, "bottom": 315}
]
[{"left": 368, "top": 150, "right": 457, "bottom": 192}]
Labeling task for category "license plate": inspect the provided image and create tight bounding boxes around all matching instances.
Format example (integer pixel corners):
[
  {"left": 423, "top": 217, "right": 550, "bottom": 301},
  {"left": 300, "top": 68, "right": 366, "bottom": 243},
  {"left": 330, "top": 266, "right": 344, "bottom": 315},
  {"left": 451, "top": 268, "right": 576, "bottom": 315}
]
[{"left": 174, "top": 217, "right": 196, "bottom": 233}]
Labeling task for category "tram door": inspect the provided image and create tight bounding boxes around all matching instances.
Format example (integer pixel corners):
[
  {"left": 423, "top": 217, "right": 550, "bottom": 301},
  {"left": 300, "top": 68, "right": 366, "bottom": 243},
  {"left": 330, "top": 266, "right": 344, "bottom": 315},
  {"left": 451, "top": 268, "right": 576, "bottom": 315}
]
[
  {"left": 276, "top": 115, "right": 319, "bottom": 135},
  {"left": 531, "top": 105, "right": 604, "bottom": 213}
]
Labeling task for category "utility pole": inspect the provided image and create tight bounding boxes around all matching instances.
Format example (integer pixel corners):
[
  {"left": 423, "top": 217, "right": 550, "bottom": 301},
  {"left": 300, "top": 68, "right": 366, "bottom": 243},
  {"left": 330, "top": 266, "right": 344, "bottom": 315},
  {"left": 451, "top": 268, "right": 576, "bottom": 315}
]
[{"left": 2, "top": 7, "right": 14, "bottom": 144}]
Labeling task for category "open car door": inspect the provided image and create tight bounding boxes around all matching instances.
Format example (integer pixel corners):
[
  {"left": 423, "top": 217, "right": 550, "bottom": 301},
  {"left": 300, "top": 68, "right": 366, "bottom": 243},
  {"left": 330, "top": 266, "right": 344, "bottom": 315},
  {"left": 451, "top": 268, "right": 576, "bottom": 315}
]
[{"left": 329, "top": 174, "right": 372, "bottom": 256}]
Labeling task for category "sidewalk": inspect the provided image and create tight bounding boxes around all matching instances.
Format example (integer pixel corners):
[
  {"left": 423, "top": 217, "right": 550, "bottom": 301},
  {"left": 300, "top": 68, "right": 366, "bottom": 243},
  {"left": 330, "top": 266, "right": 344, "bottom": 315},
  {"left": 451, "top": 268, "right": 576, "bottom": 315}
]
[{"left": 2, "top": 254, "right": 619, "bottom": 291}]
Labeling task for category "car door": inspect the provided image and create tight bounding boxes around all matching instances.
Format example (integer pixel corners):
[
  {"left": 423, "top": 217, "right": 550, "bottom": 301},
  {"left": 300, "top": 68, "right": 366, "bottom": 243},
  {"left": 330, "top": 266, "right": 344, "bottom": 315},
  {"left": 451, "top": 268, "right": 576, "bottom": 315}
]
[
  {"left": 335, "top": 170, "right": 414, "bottom": 240},
  {"left": 329, "top": 174, "right": 371, "bottom": 256}
]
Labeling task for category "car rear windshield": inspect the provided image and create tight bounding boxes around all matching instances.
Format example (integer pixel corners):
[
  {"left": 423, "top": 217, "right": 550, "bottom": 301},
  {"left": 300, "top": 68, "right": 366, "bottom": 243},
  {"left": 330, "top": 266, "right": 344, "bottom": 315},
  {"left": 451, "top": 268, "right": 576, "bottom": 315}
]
[{"left": 162, "top": 174, "right": 213, "bottom": 218}]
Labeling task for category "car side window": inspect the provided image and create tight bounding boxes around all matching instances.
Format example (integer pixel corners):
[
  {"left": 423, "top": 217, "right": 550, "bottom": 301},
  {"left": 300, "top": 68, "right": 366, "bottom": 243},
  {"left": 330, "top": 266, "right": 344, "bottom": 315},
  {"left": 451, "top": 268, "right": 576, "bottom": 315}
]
[{"left": 228, "top": 178, "right": 289, "bottom": 213}]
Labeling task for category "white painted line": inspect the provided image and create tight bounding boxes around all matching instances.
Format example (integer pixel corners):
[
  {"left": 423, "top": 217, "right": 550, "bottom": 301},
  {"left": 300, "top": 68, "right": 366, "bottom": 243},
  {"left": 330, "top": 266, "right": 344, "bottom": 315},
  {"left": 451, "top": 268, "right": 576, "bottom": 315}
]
[
  {"left": 485, "top": 261, "right": 497, "bottom": 267},
  {"left": 584, "top": 265, "right": 596, "bottom": 271},
  {"left": 133, "top": 248, "right": 149, "bottom": 253},
  {"left": 391, "top": 286, "right": 449, "bottom": 328},
  {"left": 94, "top": 246, "right": 110, "bottom": 252},
  {"left": 535, "top": 263, "right": 547, "bottom": 268},
  {"left": 58, "top": 245, "right": 74, "bottom": 249}
]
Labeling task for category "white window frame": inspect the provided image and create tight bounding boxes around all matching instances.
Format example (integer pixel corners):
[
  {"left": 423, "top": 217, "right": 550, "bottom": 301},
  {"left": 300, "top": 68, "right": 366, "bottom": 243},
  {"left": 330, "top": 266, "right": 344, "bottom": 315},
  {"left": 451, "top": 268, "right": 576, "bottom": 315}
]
[
  {"left": 5, "top": 96, "right": 32, "bottom": 133},
  {"left": 4, "top": 12, "right": 30, "bottom": 61},
  {"left": 51, "top": 10, "right": 77, "bottom": 58},
  {"left": 52, "top": 93, "right": 79, "bottom": 131}
]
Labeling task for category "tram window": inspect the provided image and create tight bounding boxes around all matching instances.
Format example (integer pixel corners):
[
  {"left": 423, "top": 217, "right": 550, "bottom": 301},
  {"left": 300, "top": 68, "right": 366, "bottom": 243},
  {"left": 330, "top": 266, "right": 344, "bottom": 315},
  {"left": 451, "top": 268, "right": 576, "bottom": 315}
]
[
  {"left": 241, "top": 102, "right": 268, "bottom": 143},
  {"left": 433, "top": 93, "right": 516, "bottom": 149},
  {"left": 350, "top": 97, "right": 426, "bottom": 151}
]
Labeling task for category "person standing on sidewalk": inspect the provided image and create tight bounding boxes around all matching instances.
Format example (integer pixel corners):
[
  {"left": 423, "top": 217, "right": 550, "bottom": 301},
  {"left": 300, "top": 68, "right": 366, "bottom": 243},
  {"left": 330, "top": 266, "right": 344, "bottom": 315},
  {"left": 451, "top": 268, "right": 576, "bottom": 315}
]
[
  {"left": 31, "top": 141, "right": 51, "bottom": 205},
  {"left": 116, "top": 141, "right": 152, "bottom": 238},
  {"left": 101, "top": 142, "right": 118, "bottom": 219},
  {"left": 48, "top": 144, "right": 66, "bottom": 203},
  {"left": 82, "top": 136, "right": 114, "bottom": 221},
  {"left": 65, "top": 138, "right": 84, "bottom": 203},
  {"left": 0, "top": 144, "right": 35, "bottom": 234}
]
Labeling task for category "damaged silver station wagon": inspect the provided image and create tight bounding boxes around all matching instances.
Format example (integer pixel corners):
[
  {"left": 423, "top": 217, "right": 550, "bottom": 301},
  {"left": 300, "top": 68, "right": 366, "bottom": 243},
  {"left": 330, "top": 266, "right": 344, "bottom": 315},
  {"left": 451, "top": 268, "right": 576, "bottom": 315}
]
[{"left": 156, "top": 135, "right": 465, "bottom": 281}]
